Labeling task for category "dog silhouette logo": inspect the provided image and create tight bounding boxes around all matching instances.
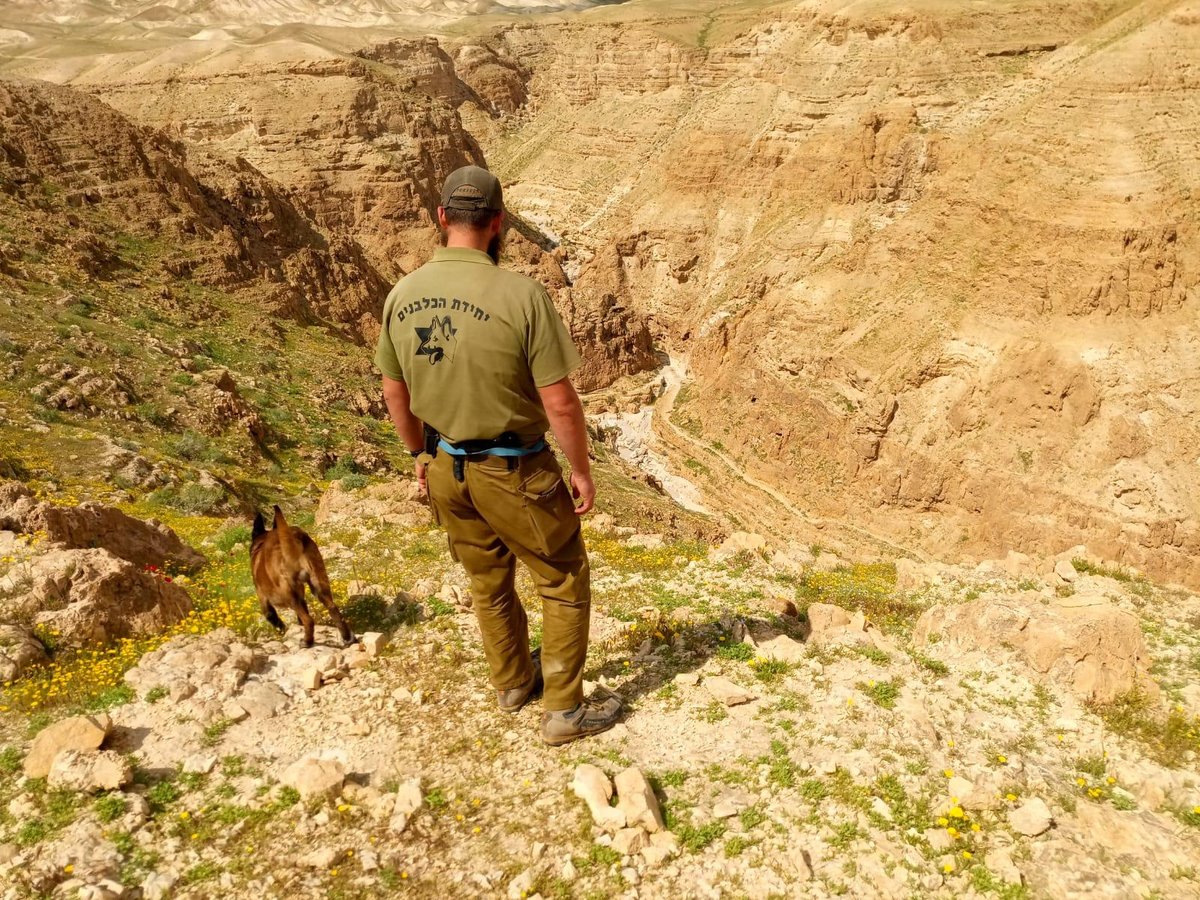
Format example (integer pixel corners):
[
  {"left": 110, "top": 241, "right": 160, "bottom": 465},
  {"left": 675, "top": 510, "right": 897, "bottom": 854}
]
[{"left": 415, "top": 315, "right": 458, "bottom": 366}]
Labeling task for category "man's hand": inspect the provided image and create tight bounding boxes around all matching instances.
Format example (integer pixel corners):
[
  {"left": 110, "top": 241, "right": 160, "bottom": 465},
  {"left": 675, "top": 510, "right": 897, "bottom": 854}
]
[
  {"left": 415, "top": 461, "right": 428, "bottom": 498},
  {"left": 570, "top": 469, "right": 595, "bottom": 515}
]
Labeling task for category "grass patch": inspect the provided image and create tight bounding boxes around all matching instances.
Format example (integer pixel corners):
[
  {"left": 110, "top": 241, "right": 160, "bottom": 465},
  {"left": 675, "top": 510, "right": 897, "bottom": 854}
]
[
  {"left": 857, "top": 678, "right": 902, "bottom": 709},
  {"left": 1092, "top": 690, "right": 1200, "bottom": 767},
  {"left": 93, "top": 792, "right": 128, "bottom": 823},
  {"left": 912, "top": 652, "right": 949, "bottom": 677},
  {"left": 716, "top": 641, "right": 754, "bottom": 661},
  {"left": 675, "top": 820, "right": 726, "bottom": 853},
  {"left": 1071, "top": 558, "right": 1140, "bottom": 584}
]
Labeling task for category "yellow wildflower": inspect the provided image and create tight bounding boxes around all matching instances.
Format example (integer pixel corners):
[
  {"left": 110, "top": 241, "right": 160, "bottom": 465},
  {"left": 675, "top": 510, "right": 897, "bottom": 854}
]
[
  {"left": 961, "top": 850, "right": 973, "bottom": 860},
  {"left": 948, "top": 806, "right": 965, "bottom": 819},
  {"left": 943, "top": 769, "right": 954, "bottom": 778}
]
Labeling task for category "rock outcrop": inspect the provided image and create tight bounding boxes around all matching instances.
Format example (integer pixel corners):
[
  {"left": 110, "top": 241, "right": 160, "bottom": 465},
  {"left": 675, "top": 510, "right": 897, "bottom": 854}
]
[
  {"left": 0, "top": 482, "right": 205, "bottom": 573},
  {"left": 913, "top": 591, "right": 1158, "bottom": 703},
  {"left": 0, "top": 623, "right": 48, "bottom": 684},
  {"left": 7, "top": 548, "right": 193, "bottom": 647}
]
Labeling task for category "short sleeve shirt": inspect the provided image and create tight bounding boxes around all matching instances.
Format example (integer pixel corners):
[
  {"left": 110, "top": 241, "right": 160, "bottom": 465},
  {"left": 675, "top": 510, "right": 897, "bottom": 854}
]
[{"left": 374, "top": 247, "right": 581, "bottom": 444}]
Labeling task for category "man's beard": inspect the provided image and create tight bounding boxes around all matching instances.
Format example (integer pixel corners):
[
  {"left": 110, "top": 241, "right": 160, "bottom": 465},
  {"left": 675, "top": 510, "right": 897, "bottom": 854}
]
[{"left": 487, "top": 231, "right": 503, "bottom": 264}]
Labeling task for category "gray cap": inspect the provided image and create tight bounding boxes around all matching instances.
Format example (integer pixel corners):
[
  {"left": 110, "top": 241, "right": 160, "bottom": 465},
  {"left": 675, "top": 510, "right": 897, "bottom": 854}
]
[{"left": 440, "top": 165, "right": 503, "bottom": 212}]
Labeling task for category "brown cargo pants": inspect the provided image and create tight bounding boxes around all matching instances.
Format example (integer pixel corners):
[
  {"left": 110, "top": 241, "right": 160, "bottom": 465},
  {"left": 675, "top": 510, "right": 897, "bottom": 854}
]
[{"left": 426, "top": 447, "right": 590, "bottom": 711}]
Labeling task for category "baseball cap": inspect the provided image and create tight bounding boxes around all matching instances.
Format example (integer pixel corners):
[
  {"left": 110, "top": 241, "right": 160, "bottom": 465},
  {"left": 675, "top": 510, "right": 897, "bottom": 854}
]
[{"left": 440, "top": 165, "right": 503, "bottom": 212}]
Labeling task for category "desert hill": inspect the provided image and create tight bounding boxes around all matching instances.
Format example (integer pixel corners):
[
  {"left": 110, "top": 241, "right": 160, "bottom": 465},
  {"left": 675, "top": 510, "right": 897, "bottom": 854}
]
[{"left": 0, "top": 1, "right": 1199, "bottom": 899}]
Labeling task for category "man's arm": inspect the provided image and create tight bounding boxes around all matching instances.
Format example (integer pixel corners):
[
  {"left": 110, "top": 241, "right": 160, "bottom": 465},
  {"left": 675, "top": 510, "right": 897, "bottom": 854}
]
[
  {"left": 538, "top": 377, "right": 594, "bottom": 515},
  {"left": 381, "top": 376, "right": 428, "bottom": 495}
]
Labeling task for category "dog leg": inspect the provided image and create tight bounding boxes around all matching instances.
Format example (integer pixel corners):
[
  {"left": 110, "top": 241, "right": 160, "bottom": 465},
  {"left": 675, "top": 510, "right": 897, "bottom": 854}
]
[
  {"left": 259, "top": 598, "right": 286, "bottom": 633},
  {"left": 295, "top": 597, "right": 316, "bottom": 649},
  {"left": 305, "top": 547, "right": 356, "bottom": 647}
]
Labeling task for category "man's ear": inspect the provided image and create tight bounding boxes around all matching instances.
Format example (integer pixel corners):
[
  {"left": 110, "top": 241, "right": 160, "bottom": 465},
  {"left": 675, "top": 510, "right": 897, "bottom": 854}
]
[
  {"left": 437, "top": 206, "right": 449, "bottom": 230},
  {"left": 491, "top": 211, "right": 505, "bottom": 236}
]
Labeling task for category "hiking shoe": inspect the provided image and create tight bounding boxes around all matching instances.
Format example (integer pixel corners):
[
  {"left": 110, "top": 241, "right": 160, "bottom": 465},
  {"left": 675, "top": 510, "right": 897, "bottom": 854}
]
[
  {"left": 540, "top": 690, "right": 624, "bottom": 746},
  {"left": 497, "top": 648, "right": 543, "bottom": 713}
]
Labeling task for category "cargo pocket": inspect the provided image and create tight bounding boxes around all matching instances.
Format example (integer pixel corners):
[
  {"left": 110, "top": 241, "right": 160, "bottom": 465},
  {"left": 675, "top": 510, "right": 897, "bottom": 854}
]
[{"left": 519, "top": 462, "right": 579, "bottom": 557}]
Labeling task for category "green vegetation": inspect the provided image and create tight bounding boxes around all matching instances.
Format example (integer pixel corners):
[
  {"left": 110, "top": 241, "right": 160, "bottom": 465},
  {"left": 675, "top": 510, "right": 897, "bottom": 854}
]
[
  {"left": 94, "top": 793, "right": 128, "bottom": 823},
  {"left": 857, "top": 678, "right": 902, "bottom": 709},
  {"left": 1092, "top": 691, "right": 1200, "bottom": 767}
]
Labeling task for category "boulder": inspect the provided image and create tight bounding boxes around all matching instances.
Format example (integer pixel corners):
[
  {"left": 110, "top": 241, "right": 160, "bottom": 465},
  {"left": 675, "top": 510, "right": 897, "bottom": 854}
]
[
  {"left": 24, "top": 713, "right": 111, "bottom": 778},
  {"left": 703, "top": 676, "right": 757, "bottom": 707},
  {"left": 315, "top": 480, "right": 426, "bottom": 528},
  {"left": 48, "top": 749, "right": 132, "bottom": 792},
  {"left": 360, "top": 632, "right": 387, "bottom": 657},
  {"left": 0, "top": 623, "right": 48, "bottom": 684},
  {"left": 1008, "top": 797, "right": 1054, "bottom": 836},
  {"left": 0, "top": 484, "right": 203, "bottom": 572},
  {"left": 281, "top": 755, "right": 345, "bottom": 802},
  {"left": 1054, "top": 559, "right": 1077, "bottom": 583},
  {"left": 806, "top": 602, "right": 874, "bottom": 647},
  {"left": 124, "top": 631, "right": 264, "bottom": 701},
  {"left": 755, "top": 634, "right": 806, "bottom": 665},
  {"left": 714, "top": 531, "right": 767, "bottom": 561},
  {"left": 389, "top": 778, "right": 423, "bottom": 834},
  {"left": 913, "top": 592, "right": 1158, "bottom": 703},
  {"left": 570, "top": 764, "right": 625, "bottom": 831},
  {"left": 614, "top": 766, "right": 665, "bottom": 833},
  {"left": 6, "top": 548, "right": 192, "bottom": 648}
]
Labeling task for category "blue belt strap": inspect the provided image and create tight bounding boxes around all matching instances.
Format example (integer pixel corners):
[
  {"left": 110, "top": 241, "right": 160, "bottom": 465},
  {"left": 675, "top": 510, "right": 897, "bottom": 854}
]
[{"left": 437, "top": 439, "right": 547, "bottom": 458}]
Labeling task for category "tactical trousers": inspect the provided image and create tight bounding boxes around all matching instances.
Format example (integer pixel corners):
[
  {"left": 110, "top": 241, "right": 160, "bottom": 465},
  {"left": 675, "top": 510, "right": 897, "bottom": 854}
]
[{"left": 426, "top": 448, "right": 590, "bottom": 711}]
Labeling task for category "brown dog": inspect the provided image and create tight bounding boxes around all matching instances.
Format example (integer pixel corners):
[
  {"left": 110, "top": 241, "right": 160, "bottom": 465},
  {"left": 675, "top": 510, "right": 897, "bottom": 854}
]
[{"left": 250, "top": 506, "right": 355, "bottom": 648}]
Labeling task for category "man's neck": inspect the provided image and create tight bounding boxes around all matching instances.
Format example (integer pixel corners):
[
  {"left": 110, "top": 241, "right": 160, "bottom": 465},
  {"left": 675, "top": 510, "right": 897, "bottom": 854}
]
[{"left": 445, "top": 230, "right": 491, "bottom": 253}]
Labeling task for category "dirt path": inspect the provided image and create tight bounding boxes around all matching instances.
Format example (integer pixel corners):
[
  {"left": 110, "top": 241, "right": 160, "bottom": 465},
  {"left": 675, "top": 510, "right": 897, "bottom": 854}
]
[{"left": 649, "top": 357, "right": 931, "bottom": 561}]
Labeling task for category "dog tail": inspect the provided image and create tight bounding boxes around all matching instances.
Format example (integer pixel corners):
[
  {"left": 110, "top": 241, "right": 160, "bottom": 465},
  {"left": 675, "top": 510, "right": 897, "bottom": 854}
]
[{"left": 252, "top": 512, "right": 267, "bottom": 540}]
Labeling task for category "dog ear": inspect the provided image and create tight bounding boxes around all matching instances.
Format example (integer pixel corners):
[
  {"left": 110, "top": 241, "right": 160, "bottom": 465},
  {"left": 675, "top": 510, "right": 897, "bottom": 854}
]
[
  {"left": 252, "top": 512, "right": 266, "bottom": 539},
  {"left": 273, "top": 505, "right": 287, "bottom": 530}
]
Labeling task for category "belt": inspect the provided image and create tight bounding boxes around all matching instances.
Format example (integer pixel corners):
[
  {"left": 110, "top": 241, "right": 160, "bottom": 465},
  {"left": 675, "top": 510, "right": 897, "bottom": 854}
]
[
  {"left": 431, "top": 431, "right": 547, "bottom": 482},
  {"left": 437, "top": 438, "right": 547, "bottom": 458}
]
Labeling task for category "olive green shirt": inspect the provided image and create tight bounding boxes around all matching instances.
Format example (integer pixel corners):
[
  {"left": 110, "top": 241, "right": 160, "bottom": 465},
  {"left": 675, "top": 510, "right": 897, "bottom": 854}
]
[{"left": 374, "top": 247, "right": 581, "bottom": 443}]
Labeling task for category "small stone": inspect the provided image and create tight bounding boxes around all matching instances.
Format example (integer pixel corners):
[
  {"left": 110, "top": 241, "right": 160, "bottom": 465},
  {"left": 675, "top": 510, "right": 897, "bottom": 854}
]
[
  {"left": 0, "top": 841, "right": 18, "bottom": 864},
  {"left": 182, "top": 754, "right": 217, "bottom": 775},
  {"left": 703, "top": 676, "right": 757, "bottom": 707},
  {"left": 755, "top": 635, "right": 806, "bottom": 665},
  {"left": 947, "top": 776, "right": 975, "bottom": 800},
  {"left": 614, "top": 766, "right": 664, "bottom": 832},
  {"left": 673, "top": 672, "right": 700, "bottom": 687},
  {"left": 792, "top": 847, "right": 814, "bottom": 881},
  {"left": 1008, "top": 797, "right": 1054, "bottom": 836},
  {"left": 23, "top": 713, "right": 110, "bottom": 778},
  {"left": 281, "top": 755, "right": 345, "bottom": 802},
  {"left": 621, "top": 866, "right": 640, "bottom": 885},
  {"left": 571, "top": 764, "right": 625, "bottom": 831},
  {"left": 507, "top": 868, "right": 535, "bottom": 900},
  {"left": 361, "top": 632, "right": 387, "bottom": 657},
  {"left": 300, "top": 669, "right": 322, "bottom": 691},
  {"left": 562, "top": 859, "right": 579, "bottom": 881},
  {"left": 871, "top": 796, "right": 893, "bottom": 821},
  {"left": 302, "top": 847, "right": 341, "bottom": 869},
  {"left": 360, "top": 849, "right": 379, "bottom": 872},
  {"left": 531, "top": 842, "right": 546, "bottom": 861},
  {"left": 713, "top": 793, "right": 749, "bottom": 819},
  {"left": 48, "top": 749, "right": 131, "bottom": 793},
  {"left": 389, "top": 778, "right": 423, "bottom": 834},
  {"left": 221, "top": 700, "right": 249, "bottom": 723},
  {"left": 924, "top": 828, "right": 954, "bottom": 851},
  {"left": 1054, "top": 559, "right": 1077, "bottom": 583},
  {"left": 141, "top": 872, "right": 177, "bottom": 900},
  {"left": 612, "top": 827, "right": 647, "bottom": 856},
  {"left": 988, "top": 846, "right": 1023, "bottom": 884}
]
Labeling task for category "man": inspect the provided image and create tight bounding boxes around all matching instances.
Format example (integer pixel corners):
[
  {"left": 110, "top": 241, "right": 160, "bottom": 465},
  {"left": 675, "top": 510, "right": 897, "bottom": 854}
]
[{"left": 374, "top": 165, "right": 622, "bottom": 746}]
